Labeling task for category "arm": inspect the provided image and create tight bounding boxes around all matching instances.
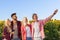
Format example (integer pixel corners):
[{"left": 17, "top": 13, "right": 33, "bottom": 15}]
[
  {"left": 2, "top": 27, "right": 7, "bottom": 38},
  {"left": 21, "top": 26, "right": 25, "bottom": 40},
  {"left": 43, "top": 9, "right": 58, "bottom": 25}
]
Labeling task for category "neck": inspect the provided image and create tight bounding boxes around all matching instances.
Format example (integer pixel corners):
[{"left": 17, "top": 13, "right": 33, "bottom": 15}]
[
  {"left": 13, "top": 20, "right": 17, "bottom": 24},
  {"left": 23, "top": 22, "right": 27, "bottom": 26},
  {"left": 34, "top": 20, "right": 38, "bottom": 22}
]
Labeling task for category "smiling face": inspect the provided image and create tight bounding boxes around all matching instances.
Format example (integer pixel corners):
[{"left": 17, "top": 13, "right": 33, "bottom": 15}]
[
  {"left": 22, "top": 17, "right": 28, "bottom": 26},
  {"left": 23, "top": 17, "right": 28, "bottom": 23},
  {"left": 5, "top": 19, "right": 11, "bottom": 27},
  {"left": 12, "top": 15, "right": 17, "bottom": 21},
  {"left": 32, "top": 13, "right": 38, "bottom": 21},
  {"left": 11, "top": 13, "right": 17, "bottom": 21},
  {"left": 7, "top": 20, "right": 11, "bottom": 26}
]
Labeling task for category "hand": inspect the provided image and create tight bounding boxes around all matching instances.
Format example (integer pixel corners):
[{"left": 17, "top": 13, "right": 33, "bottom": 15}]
[
  {"left": 3, "top": 35, "right": 5, "bottom": 37},
  {"left": 11, "top": 32, "right": 14, "bottom": 35},
  {"left": 2, "top": 33, "right": 5, "bottom": 36},
  {"left": 53, "top": 9, "right": 58, "bottom": 15}
]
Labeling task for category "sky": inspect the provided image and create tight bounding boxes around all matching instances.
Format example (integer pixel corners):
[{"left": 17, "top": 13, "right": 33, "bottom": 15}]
[{"left": 0, "top": 0, "right": 60, "bottom": 20}]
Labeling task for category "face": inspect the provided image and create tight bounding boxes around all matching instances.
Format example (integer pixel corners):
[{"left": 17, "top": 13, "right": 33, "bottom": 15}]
[
  {"left": 7, "top": 20, "right": 11, "bottom": 26},
  {"left": 12, "top": 15, "right": 17, "bottom": 20},
  {"left": 33, "top": 15, "right": 38, "bottom": 21},
  {"left": 23, "top": 17, "right": 28, "bottom": 23}
]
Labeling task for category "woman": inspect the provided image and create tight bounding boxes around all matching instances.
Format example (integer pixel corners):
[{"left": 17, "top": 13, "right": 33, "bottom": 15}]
[
  {"left": 21, "top": 17, "right": 32, "bottom": 40},
  {"left": 2, "top": 19, "right": 12, "bottom": 40}
]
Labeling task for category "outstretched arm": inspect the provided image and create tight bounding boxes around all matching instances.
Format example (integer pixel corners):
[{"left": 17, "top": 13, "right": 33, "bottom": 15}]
[{"left": 43, "top": 9, "right": 58, "bottom": 25}]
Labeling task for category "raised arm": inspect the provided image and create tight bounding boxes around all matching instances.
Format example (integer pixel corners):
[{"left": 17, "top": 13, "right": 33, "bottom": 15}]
[{"left": 43, "top": 9, "right": 58, "bottom": 25}]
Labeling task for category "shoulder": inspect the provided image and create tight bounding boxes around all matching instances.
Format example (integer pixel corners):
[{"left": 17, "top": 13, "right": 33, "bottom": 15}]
[
  {"left": 17, "top": 21, "right": 22, "bottom": 26},
  {"left": 38, "top": 20, "right": 44, "bottom": 23},
  {"left": 17, "top": 21, "right": 21, "bottom": 23},
  {"left": 38, "top": 19, "right": 43, "bottom": 21},
  {"left": 27, "top": 24, "right": 31, "bottom": 27},
  {"left": 3, "top": 26, "right": 7, "bottom": 30},
  {"left": 31, "top": 21, "right": 34, "bottom": 24},
  {"left": 17, "top": 21, "right": 21, "bottom": 24}
]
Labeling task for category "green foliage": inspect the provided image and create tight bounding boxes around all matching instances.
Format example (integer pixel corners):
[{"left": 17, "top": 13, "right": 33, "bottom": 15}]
[
  {"left": 0, "top": 20, "right": 4, "bottom": 40},
  {"left": 0, "top": 20, "right": 60, "bottom": 40},
  {"left": 44, "top": 21, "right": 60, "bottom": 40}
]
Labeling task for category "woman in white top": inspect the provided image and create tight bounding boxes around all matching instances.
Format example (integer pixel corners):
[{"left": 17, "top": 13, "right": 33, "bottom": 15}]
[{"left": 21, "top": 17, "right": 32, "bottom": 40}]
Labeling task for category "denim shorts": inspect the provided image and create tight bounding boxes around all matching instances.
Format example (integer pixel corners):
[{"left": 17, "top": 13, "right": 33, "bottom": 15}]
[
  {"left": 12, "top": 38, "right": 20, "bottom": 40},
  {"left": 26, "top": 37, "right": 32, "bottom": 40}
]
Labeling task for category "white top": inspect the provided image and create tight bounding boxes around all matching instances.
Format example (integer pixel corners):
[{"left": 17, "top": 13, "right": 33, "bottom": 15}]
[
  {"left": 33, "top": 22, "right": 41, "bottom": 37},
  {"left": 3, "top": 38, "right": 7, "bottom": 40},
  {"left": 13, "top": 24, "right": 18, "bottom": 38},
  {"left": 26, "top": 26, "right": 31, "bottom": 37}
]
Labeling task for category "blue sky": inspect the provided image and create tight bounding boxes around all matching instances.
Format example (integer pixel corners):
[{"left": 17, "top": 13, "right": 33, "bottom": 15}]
[{"left": 0, "top": 0, "right": 60, "bottom": 20}]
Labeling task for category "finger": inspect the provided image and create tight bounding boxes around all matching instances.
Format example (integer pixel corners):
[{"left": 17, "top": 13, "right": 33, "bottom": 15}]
[{"left": 55, "top": 9, "right": 58, "bottom": 12}]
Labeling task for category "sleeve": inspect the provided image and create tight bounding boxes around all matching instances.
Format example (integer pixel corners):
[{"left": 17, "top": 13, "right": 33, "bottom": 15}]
[
  {"left": 2, "top": 27, "right": 7, "bottom": 38},
  {"left": 42, "top": 17, "right": 51, "bottom": 25}
]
